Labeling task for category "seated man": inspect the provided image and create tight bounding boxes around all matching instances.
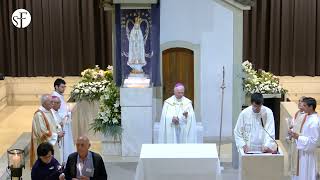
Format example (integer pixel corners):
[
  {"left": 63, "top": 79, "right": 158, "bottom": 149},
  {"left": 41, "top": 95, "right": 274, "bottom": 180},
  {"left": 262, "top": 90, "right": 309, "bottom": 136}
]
[
  {"left": 61, "top": 136, "right": 107, "bottom": 180},
  {"left": 31, "top": 142, "right": 63, "bottom": 180}
]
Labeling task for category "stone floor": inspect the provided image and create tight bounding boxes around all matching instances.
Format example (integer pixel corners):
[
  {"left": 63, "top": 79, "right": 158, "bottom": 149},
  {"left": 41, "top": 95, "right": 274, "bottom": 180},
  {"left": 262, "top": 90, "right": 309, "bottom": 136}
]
[{"left": 14, "top": 161, "right": 239, "bottom": 180}]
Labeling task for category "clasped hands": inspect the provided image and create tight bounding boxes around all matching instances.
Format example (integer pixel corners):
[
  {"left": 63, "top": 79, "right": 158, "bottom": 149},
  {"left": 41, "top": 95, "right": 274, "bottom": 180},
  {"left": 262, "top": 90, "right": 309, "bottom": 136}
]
[
  {"left": 288, "top": 129, "right": 299, "bottom": 140},
  {"left": 172, "top": 112, "right": 188, "bottom": 125}
]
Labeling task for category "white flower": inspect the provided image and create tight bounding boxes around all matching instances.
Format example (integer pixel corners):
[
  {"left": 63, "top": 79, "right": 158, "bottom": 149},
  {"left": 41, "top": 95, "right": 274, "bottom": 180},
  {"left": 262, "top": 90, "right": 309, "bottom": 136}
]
[
  {"left": 84, "top": 89, "right": 90, "bottom": 94},
  {"left": 105, "top": 94, "right": 109, "bottom": 100},
  {"left": 107, "top": 65, "right": 113, "bottom": 71},
  {"left": 112, "top": 118, "right": 118, "bottom": 124},
  {"left": 74, "top": 89, "right": 80, "bottom": 94},
  {"left": 114, "top": 101, "right": 120, "bottom": 108},
  {"left": 100, "top": 112, "right": 106, "bottom": 117},
  {"left": 92, "top": 88, "right": 97, "bottom": 92}
]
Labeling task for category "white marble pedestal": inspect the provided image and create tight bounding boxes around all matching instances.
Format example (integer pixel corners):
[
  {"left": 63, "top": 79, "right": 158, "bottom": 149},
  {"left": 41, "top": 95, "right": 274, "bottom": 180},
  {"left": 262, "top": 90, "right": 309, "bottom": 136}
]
[{"left": 120, "top": 87, "right": 153, "bottom": 156}]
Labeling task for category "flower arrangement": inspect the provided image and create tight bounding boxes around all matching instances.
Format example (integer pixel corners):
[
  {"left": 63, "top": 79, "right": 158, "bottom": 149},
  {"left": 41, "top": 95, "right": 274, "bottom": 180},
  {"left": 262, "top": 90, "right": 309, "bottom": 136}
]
[
  {"left": 71, "top": 65, "right": 122, "bottom": 139},
  {"left": 242, "top": 60, "right": 287, "bottom": 95},
  {"left": 91, "top": 81, "right": 122, "bottom": 139},
  {"left": 70, "top": 65, "right": 113, "bottom": 101}
]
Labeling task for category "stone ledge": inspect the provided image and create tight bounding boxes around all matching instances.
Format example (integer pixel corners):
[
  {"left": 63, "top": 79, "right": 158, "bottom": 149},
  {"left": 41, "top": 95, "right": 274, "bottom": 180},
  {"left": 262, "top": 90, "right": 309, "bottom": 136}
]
[
  {"left": 4, "top": 77, "right": 81, "bottom": 105},
  {"left": 0, "top": 97, "right": 7, "bottom": 112}
]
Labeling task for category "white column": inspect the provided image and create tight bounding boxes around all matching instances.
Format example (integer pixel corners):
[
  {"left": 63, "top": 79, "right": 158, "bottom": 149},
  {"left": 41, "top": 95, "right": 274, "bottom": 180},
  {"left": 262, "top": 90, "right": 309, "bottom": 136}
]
[
  {"left": 120, "top": 87, "right": 153, "bottom": 156},
  {"left": 212, "top": 0, "right": 251, "bottom": 168}
]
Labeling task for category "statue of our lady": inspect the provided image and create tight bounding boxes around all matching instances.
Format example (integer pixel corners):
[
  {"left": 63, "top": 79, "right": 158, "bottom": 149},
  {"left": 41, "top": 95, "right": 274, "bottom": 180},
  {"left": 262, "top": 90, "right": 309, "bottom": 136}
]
[{"left": 127, "top": 16, "right": 146, "bottom": 74}]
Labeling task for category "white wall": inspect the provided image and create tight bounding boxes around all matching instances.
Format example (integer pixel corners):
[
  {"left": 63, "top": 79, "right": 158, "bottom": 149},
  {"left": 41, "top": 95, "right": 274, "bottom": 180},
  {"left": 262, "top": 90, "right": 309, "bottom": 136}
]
[
  {"left": 200, "top": 2, "right": 234, "bottom": 137},
  {"left": 160, "top": 0, "right": 215, "bottom": 44},
  {"left": 159, "top": 0, "right": 234, "bottom": 138}
]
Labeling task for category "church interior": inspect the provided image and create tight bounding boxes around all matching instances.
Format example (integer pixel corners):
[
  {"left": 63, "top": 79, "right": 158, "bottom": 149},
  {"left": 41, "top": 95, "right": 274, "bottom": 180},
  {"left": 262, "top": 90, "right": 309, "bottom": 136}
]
[{"left": 1, "top": 0, "right": 320, "bottom": 179}]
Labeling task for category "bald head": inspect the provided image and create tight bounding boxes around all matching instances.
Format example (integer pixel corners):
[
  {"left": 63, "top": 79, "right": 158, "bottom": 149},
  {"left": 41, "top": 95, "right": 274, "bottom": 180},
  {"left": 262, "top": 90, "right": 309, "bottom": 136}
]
[
  {"left": 76, "top": 136, "right": 91, "bottom": 159},
  {"left": 41, "top": 94, "right": 52, "bottom": 110},
  {"left": 77, "top": 136, "right": 90, "bottom": 144},
  {"left": 174, "top": 83, "right": 185, "bottom": 99}
]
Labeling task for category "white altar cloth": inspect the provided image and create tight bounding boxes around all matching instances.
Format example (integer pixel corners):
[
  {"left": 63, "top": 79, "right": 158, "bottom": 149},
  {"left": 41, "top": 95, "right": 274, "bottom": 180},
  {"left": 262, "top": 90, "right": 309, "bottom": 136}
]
[{"left": 135, "top": 144, "right": 221, "bottom": 180}]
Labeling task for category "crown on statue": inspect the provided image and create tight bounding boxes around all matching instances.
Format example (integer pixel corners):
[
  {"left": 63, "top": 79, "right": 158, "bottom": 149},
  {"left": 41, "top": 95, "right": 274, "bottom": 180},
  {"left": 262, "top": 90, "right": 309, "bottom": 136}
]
[{"left": 134, "top": 16, "right": 142, "bottom": 25}]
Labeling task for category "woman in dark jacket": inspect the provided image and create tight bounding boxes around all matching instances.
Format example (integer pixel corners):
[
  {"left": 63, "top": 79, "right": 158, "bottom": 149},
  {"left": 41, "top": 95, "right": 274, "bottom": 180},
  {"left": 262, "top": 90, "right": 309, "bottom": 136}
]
[{"left": 31, "top": 142, "right": 63, "bottom": 180}]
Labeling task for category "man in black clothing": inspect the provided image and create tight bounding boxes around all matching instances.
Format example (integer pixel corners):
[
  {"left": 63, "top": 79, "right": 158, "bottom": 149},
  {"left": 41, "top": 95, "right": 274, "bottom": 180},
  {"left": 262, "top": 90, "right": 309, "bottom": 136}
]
[{"left": 61, "top": 136, "right": 107, "bottom": 180}]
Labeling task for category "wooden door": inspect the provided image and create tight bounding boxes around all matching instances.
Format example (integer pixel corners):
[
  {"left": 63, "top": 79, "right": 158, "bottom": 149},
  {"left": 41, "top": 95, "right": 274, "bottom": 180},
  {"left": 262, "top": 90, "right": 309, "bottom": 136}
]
[{"left": 162, "top": 48, "right": 194, "bottom": 104}]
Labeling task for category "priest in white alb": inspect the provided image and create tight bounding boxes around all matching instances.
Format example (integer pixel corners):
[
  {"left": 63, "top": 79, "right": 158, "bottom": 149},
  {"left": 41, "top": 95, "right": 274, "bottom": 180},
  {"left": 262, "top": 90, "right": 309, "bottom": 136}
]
[
  {"left": 52, "top": 78, "right": 74, "bottom": 163},
  {"left": 51, "top": 96, "right": 64, "bottom": 163},
  {"left": 234, "top": 93, "right": 276, "bottom": 153},
  {"left": 30, "top": 94, "right": 64, "bottom": 167},
  {"left": 158, "top": 83, "right": 197, "bottom": 144},
  {"left": 288, "top": 97, "right": 320, "bottom": 180},
  {"left": 287, "top": 96, "right": 306, "bottom": 176}
]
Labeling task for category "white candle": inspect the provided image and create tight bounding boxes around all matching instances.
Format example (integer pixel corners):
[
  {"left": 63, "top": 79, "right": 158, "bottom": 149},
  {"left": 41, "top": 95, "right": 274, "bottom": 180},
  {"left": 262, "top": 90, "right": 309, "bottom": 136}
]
[
  {"left": 12, "top": 154, "right": 20, "bottom": 168},
  {"left": 77, "top": 162, "right": 83, "bottom": 176}
]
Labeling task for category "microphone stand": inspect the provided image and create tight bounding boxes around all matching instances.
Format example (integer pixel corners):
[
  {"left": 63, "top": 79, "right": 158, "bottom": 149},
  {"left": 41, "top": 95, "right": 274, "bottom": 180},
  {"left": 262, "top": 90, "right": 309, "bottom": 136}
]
[{"left": 260, "top": 118, "right": 279, "bottom": 154}]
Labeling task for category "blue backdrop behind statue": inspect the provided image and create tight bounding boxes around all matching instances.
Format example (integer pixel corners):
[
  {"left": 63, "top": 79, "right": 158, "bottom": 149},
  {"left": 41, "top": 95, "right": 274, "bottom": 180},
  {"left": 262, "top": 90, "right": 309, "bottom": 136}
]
[{"left": 115, "top": 3, "right": 160, "bottom": 87}]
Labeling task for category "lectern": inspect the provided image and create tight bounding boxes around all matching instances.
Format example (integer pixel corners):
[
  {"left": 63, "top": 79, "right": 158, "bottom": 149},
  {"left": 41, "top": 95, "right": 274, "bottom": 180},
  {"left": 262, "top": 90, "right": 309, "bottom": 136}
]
[{"left": 239, "top": 147, "right": 284, "bottom": 180}]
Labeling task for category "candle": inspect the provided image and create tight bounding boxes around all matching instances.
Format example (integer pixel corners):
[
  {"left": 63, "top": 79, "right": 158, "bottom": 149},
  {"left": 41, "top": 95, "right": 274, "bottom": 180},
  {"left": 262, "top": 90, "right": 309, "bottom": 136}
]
[
  {"left": 77, "top": 162, "right": 83, "bottom": 176},
  {"left": 12, "top": 154, "right": 21, "bottom": 168}
]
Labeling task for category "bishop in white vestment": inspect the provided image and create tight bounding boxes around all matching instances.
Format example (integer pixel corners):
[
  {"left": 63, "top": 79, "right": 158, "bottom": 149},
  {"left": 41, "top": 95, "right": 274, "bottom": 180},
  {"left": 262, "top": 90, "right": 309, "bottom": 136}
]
[
  {"left": 30, "top": 95, "right": 63, "bottom": 167},
  {"left": 234, "top": 93, "right": 276, "bottom": 153},
  {"left": 289, "top": 97, "right": 320, "bottom": 180},
  {"left": 158, "top": 83, "right": 197, "bottom": 144},
  {"left": 52, "top": 78, "right": 75, "bottom": 162}
]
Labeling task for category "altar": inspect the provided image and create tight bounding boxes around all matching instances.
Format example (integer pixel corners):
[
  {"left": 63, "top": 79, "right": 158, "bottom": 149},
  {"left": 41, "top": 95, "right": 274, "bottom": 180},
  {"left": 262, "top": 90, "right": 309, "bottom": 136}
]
[{"left": 135, "top": 144, "right": 221, "bottom": 180}]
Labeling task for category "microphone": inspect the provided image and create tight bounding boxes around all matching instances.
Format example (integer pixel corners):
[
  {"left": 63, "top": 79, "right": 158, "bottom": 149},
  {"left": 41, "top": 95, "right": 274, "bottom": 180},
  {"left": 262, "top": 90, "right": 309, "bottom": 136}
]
[
  {"left": 261, "top": 117, "right": 279, "bottom": 154},
  {"left": 260, "top": 117, "right": 264, "bottom": 128}
]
